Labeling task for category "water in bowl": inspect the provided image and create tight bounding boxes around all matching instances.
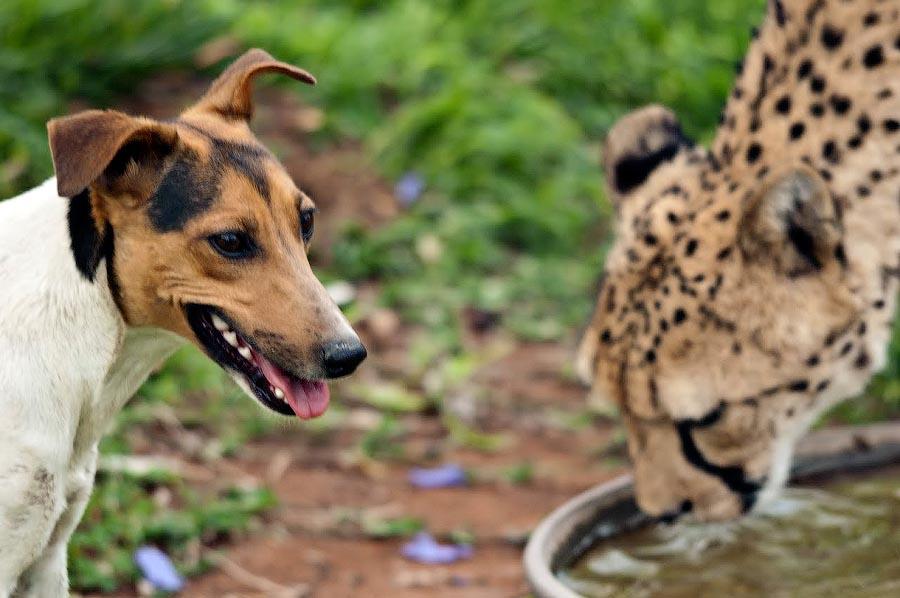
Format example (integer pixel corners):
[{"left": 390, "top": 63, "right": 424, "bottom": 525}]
[{"left": 560, "top": 475, "right": 900, "bottom": 597}]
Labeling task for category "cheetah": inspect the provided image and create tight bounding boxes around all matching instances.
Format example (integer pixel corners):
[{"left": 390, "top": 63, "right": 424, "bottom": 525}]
[{"left": 577, "top": 0, "right": 900, "bottom": 521}]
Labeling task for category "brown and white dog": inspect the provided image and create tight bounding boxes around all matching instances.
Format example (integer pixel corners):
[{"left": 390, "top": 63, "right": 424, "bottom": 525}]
[{"left": 0, "top": 50, "right": 365, "bottom": 596}]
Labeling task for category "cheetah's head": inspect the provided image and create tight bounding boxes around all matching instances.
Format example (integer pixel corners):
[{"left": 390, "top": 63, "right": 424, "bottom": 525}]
[{"left": 577, "top": 106, "right": 888, "bottom": 521}]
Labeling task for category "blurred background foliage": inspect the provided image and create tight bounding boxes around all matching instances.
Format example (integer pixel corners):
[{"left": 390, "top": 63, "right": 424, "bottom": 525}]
[{"left": 1, "top": 0, "right": 897, "bottom": 591}]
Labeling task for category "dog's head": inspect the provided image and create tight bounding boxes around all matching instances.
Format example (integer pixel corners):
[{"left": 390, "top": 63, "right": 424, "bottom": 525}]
[{"left": 47, "top": 49, "right": 366, "bottom": 419}]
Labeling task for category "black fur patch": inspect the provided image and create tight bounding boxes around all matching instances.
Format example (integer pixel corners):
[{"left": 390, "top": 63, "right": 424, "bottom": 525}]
[
  {"left": 67, "top": 190, "right": 106, "bottom": 281},
  {"left": 67, "top": 190, "right": 124, "bottom": 311},
  {"left": 148, "top": 125, "right": 273, "bottom": 232},
  {"left": 211, "top": 137, "right": 271, "bottom": 201},
  {"left": 148, "top": 151, "right": 217, "bottom": 232},
  {"left": 103, "top": 225, "right": 124, "bottom": 314},
  {"left": 675, "top": 406, "right": 762, "bottom": 510},
  {"left": 613, "top": 128, "right": 694, "bottom": 195}
]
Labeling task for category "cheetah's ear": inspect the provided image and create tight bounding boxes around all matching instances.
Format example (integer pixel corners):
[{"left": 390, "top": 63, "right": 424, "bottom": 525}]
[
  {"left": 602, "top": 105, "right": 694, "bottom": 209},
  {"left": 740, "top": 167, "right": 843, "bottom": 276}
]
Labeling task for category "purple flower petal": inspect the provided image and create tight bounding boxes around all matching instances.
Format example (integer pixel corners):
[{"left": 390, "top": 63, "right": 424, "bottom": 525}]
[
  {"left": 401, "top": 532, "right": 473, "bottom": 564},
  {"left": 134, "top": 545, "right": 184, "bottom": 592},
  {"left": 395, "top": 172, "right": 425, "bottom": 207},
  {"left": 408, "top": 464, "right": 467, "bottom": 489}
]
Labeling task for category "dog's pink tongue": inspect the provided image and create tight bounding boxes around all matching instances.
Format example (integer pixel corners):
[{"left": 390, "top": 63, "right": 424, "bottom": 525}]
[
  {"left": 255, "top": 354, "right": 330, "bottom": 419},
  {"left": 288, "top": 378, "right": 330, "bottom": 419}
]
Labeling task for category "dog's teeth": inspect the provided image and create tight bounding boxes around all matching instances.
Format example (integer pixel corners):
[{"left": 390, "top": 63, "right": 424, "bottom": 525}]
[
  {"left": 211, "top": 314, "right": 229, "bottom": 332},
  {"left": 274, "top": 387, "right": 285, "bottom": 400},
  {"left": 223, "top": 331, "right": 238, "bottom": 347},
  {"left": 238, "top": 346, "right": 252, "bottom": 360}
]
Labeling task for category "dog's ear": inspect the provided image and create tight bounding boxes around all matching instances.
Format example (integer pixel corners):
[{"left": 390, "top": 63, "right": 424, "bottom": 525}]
[
  {"left": 47, "top": 110, "right": 178, "bottom": 198},
  {"left": 740, "top": 167, "right": 843, "bottom": 276},
  {"left": 602, "top": 105, "right": 693, "bottom": 209},
  {"left": 186, "top": 48, "right": 316, "bottom": 121}
]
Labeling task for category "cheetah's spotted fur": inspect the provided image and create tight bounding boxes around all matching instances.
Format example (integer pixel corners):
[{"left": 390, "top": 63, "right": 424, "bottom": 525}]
[{"left": 578, "top": 0, "right": 900, "bottom": 520}]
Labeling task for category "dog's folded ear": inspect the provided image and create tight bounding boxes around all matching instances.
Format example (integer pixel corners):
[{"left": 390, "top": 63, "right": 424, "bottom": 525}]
[
  {"left": 185, "top": 48, "right": 316, "bottom": 122},
  {"left": 47, "top": 110, "right": 178, "bottom": 198}
]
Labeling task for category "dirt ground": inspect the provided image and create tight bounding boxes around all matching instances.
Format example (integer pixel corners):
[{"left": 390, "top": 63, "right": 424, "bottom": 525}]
[
  {"left": 183, "top": 342, "right": 620, "bottom": 598},
  {"left": 83, "top": 71, "right": 623, "bottom": 598}
]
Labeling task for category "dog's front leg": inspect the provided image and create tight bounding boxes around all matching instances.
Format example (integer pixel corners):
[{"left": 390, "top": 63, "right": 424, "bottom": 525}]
[
  {"left": 12, "top": 446, "right": 98, "bottom": 598},
  {"left": 0, "top": 450, "right": 66, "bottom": 598}
]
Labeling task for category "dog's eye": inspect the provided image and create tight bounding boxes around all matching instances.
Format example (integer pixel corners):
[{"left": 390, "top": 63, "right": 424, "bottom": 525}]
[
  {"left": 208, "top": 231, "right": 256, "bottom": 259},
  {"left": 300, "top": 208, "right": 315, "bottom": 244}
]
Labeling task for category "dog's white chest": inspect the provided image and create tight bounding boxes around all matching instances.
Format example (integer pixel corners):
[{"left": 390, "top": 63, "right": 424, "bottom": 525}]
[{"left": 0, "top": 180, "right": 182, "bottom": 596}]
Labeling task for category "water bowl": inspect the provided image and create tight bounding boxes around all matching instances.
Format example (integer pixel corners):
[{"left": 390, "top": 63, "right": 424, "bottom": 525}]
[{"left": 523, "top": 423, "right": 900, "bottom": 597}]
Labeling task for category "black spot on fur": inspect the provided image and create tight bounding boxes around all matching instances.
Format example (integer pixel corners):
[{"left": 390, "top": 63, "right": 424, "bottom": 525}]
[
  {"left": 863, "top": 45, "right": 884, "bottom": 69},
  {"left": 884, "top": 119, "right": 900, "bottom": 133},
  {"left": 810, "top": 103, "right": 825, "bottom": 117},
  {"left": 822, "top": 140, "right": 840, "bottom": 164},
  {"left": 857, "top": 115, "right": 872, "bottom": 134},
  {"left": 863, "top": 12, "right": 879, "bottom": 27},
  {"left": 829, "top": 95, "right": 851, "bottom": 115},
  {"left": 797, "top": 59, "right": 813, "bottom": 79},
  {"left": 774, "top": 96, "right": 791, "bottom": 114},
  {"left": 787, "top": 380, "right": 809, "bottom": 393},
  {"left": 810, "top": 76, "right": 826, "bottom": 94},
  {"left": 789, "top": 122, "right": 806, "bottom": 140},
  {"left": 820, "top": 25, "right": 844, "bottom": 50},
  {"left": 746, "top": 143, "right": 762, "bottom": 164},
  {"left": 685, "top": 239, "right": 699, "bottom": 256},
  {"left": 673, "top": 308, "right": 687, "bottom": 325}
]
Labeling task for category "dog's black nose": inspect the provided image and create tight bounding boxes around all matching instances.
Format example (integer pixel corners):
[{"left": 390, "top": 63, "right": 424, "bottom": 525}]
[{"left": 322, "top": 339, "right": 367, "bottom": 378}]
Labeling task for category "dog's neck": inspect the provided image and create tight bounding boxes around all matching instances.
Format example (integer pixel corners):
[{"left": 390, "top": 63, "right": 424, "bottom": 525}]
[{"left": 0, "top": 178, "right": 183, "bottom": 456}]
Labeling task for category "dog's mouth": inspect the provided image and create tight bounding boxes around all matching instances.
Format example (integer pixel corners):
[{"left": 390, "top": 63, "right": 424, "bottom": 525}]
[{"left": 185, "top": 304, "right": 329, "bottom": 419}]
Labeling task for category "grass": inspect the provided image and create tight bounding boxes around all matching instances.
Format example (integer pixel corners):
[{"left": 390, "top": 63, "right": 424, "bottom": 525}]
[{"left": 0, "top": 0, "right": 898, "bottom": 592}]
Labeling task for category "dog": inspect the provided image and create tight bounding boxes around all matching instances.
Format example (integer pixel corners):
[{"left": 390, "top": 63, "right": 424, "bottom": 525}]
[{"left": 0, "top": 49, "right": 366, "bottom": 596}]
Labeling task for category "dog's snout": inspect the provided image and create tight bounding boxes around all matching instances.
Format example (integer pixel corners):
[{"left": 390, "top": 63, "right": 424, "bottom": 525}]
[{"left": 322, "top": 339, "right": 367, "bottom": 378}]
